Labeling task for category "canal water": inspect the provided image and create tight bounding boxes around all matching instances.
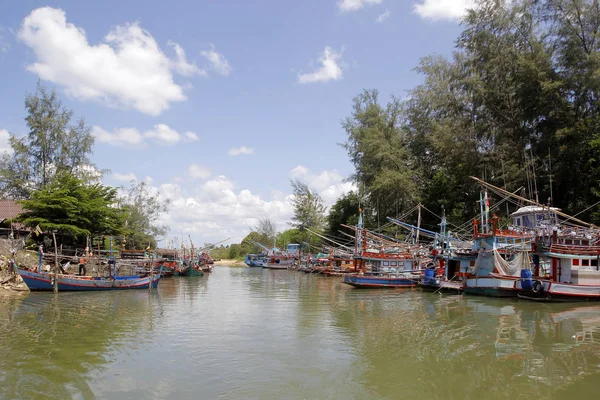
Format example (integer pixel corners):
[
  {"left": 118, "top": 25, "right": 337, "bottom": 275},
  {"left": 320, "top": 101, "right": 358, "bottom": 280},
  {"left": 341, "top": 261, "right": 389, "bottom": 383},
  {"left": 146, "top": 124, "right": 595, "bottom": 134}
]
[{"left": 1, "top": 266, "right": 600, "bottom": 399}]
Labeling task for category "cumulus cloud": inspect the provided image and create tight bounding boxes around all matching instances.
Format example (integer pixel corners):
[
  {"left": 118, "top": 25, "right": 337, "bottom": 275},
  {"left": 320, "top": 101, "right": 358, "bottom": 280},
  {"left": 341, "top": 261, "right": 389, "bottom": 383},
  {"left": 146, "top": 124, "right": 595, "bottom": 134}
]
[
  {"left": 200, "top": 45, "right": 232, "bottom": 76},
  {"left": 413, "top": 0, "right": 475, "bottom": 20},
  {"left": 17, "top": 7, "right": 189, "bottom": 115},
  {"left": 376, "top": 10, "right": 391, "bottom": 22},
  {"left": 338, "top": 0, "right": 382, "bottom": 12},
  {"left": 290, "top": 165, "right": 356, "bottom": 205},
  {"left": 112, "top": 172, "right": 137, "bottom": 182},
  {"left": 297, "top": 47, "right": 343, "bottom": 84},
  {"left": 92, "top": 124, "right": 200, "bottom": 147},
  {"left": 0, "top": 129, "right": 13, "bottom": 154},
  {"left": 111, "top": 166, "right": 353, "bottom": 246},
  {"left": 228, "top": 146, "right": 254, "bottom": 156},
  {"left": 187, "top": 163, "right": 211, "bottom": 180},
  {"left": 167, "top": 41, "right": 206, "bottom": 77}
]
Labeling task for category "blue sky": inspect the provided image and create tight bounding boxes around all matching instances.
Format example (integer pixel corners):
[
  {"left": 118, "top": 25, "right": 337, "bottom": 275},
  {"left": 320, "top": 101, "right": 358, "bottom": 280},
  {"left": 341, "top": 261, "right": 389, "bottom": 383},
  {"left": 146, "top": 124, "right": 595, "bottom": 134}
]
[{"left": 0, "top": 0, "right": 472, "bottom": 246}]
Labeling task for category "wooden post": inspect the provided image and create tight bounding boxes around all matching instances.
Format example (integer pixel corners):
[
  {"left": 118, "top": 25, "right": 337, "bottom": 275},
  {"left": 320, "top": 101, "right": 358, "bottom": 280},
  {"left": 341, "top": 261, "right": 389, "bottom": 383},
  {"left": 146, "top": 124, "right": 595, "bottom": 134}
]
[
  {"left": 149, "top": 251, "right": 153, "bottom": 292},
  {"left": 52, "top": 231, "right": 58, "bottom": 294}
]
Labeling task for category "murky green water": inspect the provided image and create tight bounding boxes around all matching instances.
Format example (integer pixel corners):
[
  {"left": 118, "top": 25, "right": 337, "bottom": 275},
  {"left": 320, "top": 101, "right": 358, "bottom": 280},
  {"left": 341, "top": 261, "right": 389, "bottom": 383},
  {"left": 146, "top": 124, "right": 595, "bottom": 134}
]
[{"left": 2, "top": 267, "right": 600, "bottom": 399}]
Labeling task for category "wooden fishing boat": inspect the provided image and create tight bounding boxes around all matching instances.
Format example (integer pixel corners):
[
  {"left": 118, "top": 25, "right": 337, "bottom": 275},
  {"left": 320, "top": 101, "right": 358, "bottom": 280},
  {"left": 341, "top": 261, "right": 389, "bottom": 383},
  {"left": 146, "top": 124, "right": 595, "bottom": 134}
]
[
  {"left": 343, "top": 272, "right": 417, "bottom": 288},
  {"left": 245, "top": 254, "right": 267, "bottom": 267},
  {"left": 265, "top": 254, "right": 295, "bottom": 269},
  {"left": 17, "top": 268, "right": 160, "bottom": 291},
  {"left": 180, "top": 263, "right": 204, "bottom": 277},
  {"left": 517, "top": 242, "right": 600, "bottom": 302}
]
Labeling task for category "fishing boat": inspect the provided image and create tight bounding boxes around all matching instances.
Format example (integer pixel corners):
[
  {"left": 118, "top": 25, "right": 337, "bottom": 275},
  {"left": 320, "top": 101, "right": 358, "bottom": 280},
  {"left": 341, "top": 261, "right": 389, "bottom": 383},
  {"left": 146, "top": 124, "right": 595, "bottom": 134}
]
[
  {"left": 179, "top": 261, "right": 204, "bottom": 277},
  {"left": 17, "top": 268, "right": 161, "bottom": 291},
  {"left": 517, "top": 242, "right": 600, "bottom": 302},
  {"left": 265, "top": 254, "right": 295, "bottom": 269},
  {"left": 244, "top": 253, "right": 267, "bottom": 267},
  {"left": 343, "top": 272, "right": 418, "bottom": 288}
]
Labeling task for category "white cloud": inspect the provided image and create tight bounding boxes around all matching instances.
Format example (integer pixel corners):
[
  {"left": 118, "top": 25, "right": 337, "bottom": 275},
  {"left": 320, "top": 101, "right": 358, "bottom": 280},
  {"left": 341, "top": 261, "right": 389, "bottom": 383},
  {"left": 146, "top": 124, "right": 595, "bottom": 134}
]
[
  {"left": 184, "top": 131, "right": 199, "bottom": 142},
  {"left": 0, "top": 26, "right": 10, "bottom": 53},
  {"left": 112, "top": 167, "right": 353, "bottom": 246},
  {"left": 92, "top": 124, "right": 200, "bottom": 147},
  {"left": 187, "top": 163, "right": 211, "bottom": 180},
  {"left": 200, "top": 45, "right": 232, "bottom": 76},
  {"left": 167, "top": 41, "right": 206, "bottom": 77},
  {"left": 17, "top": 7, "right": 188, "bottom": 115},
  {"left": 290, "top": 165, "right": 356, "bottom": 205},
  {"left": 376, "top": 10, "right": 391, "bottom": 22},
  {"left": 0, "top": 129, "right": 13, "bottom": 154},
  {"left": 112, "top": 172, "right": 137, "bottom": 182},
  {"left": 338, "top": 0, "right": 382, "bottom": 12},
  {"left": 413, "top": 0, "right": 475, "bottom": 20},
  {"left": 297, "top": 47, "right": 343, "bottom": 84},
  {"left": 228, "top": 146, "right": 254, "bottom": 156}
]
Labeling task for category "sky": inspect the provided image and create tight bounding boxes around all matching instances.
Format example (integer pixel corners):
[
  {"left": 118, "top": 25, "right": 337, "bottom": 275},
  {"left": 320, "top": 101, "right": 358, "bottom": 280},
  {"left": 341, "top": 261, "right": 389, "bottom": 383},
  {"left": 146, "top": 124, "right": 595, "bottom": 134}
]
[{"left": 0, "top": 0, "right": 474, "bottom": 247}]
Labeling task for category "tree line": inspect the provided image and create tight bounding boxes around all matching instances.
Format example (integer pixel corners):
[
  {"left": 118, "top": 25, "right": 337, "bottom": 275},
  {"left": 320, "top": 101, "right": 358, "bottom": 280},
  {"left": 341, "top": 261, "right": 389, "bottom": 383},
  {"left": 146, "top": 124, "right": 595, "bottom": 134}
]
[
  {"left": 0, "top": 83, "right": 169, "bottom": 249},
  {"left": 342, "top": 0, "right": 600, "bottom": 233},
  {"left": 218, "top": 0, "right": 600, "bottom": 258}
]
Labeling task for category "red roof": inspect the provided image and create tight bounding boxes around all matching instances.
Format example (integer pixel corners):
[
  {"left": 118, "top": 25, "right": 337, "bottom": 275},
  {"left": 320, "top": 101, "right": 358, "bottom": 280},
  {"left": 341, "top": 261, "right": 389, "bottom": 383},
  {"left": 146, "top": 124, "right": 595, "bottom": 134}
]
[
  {"left": 0, "top": 200, "right": 23, "bottom": 220},
  {"left": 0, "top": 200, "right": 28, "bottom": 230}
]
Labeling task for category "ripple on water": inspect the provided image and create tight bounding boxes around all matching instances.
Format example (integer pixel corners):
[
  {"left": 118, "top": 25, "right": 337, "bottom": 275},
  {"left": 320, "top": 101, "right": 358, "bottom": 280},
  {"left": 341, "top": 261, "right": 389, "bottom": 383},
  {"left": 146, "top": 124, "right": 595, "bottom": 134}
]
[{"left": 3, "top": 269, "right": 600, "bottom": 399}]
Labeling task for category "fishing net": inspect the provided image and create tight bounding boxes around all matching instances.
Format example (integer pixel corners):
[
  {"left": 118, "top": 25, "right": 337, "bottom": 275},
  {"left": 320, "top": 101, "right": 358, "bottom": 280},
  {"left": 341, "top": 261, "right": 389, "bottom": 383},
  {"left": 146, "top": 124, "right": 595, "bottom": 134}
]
[{"left": 493, "top": 249, "right": 530, "bottom": 276}]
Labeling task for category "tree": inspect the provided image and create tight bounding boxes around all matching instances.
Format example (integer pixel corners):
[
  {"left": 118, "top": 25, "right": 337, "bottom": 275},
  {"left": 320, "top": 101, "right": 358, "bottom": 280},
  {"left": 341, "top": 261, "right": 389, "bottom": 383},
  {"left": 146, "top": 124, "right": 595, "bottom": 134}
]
[
  {"left": 0, "top": 83, "right": 95, "bottom": 198},
  {"left": 254, "top": 217, "right": 277, "bottom": 242},
  {"left": 119, "top": 181, "right": 170, "bottom": 249},
  {"left": 342, "top": 89, "right": 422, "bottom": 222},
  {"left": 326, "top": 191, "right": 361, "bottom": 241},
  {"left": 290, "top": 179, "right": 326, "bottom": 230},
  {"left": 16, "top": 173, "right": 124, "bottom": 238}
]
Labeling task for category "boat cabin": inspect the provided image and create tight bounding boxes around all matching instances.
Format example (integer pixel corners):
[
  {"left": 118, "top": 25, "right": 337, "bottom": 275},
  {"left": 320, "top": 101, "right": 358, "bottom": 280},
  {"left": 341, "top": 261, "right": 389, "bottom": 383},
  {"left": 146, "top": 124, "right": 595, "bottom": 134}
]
[
  {"left": 511, "top": 206, "right": 559, "bottom": 230},
  {"left": 286, "top": 244, "right": 300, "bottom": 256}
]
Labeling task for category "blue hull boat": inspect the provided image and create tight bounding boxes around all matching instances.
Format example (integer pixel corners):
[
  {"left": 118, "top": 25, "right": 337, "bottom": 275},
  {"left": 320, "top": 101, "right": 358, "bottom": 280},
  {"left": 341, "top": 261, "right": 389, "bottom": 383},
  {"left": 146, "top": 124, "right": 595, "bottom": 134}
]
[
  {"left": 17, "top": 269, "right": 161, "bottom": 291},
  {"left": 343, "top": 274, "right": 417, "bottom": 288}
]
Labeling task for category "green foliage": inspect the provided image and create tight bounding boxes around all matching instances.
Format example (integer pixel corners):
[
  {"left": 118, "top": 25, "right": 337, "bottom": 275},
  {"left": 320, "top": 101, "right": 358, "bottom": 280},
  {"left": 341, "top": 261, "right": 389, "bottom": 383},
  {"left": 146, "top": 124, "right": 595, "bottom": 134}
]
[
  {"left": 341, "top": 0, "right": 600, "bottom": 227},
  {"left": 341, "top": 89, "right": 421, "bottom": 222},
  {"left": 0, "top": 83, "right": 95, "bottom": 199},
  {"left": 119, "top": 181, "right": 170, "bottom": 249},
  {"left": 16, "top": 173, "right": 124, "bottom": 237},
  {"left": 290, "top": 179, "right": 326, "bottom": 230},
  {"left": 326, "top": 191, "right": 361, "bottom": 241}
]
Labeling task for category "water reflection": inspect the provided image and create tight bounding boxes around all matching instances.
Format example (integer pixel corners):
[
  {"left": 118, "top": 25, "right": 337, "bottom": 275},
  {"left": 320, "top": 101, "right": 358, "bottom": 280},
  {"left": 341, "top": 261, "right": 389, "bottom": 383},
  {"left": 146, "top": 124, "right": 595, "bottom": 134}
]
[
  {"left": 0, "top": 291, "right": 159, "bottom": 399},
  {"left": 2, "top": 269, "right": 600, "bottom": 399}
]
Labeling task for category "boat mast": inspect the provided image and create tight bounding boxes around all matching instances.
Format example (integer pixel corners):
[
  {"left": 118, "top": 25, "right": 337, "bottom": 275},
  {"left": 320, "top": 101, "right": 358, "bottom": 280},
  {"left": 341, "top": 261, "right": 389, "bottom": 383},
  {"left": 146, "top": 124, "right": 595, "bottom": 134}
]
[{"left": 416, "top": 204, "right": 421, "bottom": 245}]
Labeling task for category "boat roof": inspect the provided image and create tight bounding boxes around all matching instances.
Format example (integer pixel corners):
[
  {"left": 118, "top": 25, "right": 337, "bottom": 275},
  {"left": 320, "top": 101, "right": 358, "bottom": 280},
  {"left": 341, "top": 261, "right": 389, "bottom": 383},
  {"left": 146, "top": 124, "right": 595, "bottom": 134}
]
[{"left": 510, "top": 205, "right": 560, "bottom": 217}]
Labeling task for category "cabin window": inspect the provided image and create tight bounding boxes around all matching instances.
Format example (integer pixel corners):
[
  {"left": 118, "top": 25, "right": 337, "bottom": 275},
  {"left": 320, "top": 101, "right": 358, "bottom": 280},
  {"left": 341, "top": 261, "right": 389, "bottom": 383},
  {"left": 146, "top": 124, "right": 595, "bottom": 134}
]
[
  {"left": 383, "top": 261, "right": 389, "bottom": 266},
  {"left": 582, "top": 259, "right": 590, "bottom": 267},
  {"left": 515, "top": 239, "right": 521, "bottom": 243},
  {"left": 573, "top": 259, "right": 580, "bottom": 266},
  {"left": 592, "top": 259, "right": 598, "bottom": 267},
  {"left": 516, "top": 218, "right": 521, "bottom": 226},
  {"left": 470, "top": 260, "right": 476, "bottom": 267},
  {"left": 566, "top": 239, "right": 573, "bottom": 245},
  {"left": 390, "top": 261, "right": 397, "bottom": 266}
]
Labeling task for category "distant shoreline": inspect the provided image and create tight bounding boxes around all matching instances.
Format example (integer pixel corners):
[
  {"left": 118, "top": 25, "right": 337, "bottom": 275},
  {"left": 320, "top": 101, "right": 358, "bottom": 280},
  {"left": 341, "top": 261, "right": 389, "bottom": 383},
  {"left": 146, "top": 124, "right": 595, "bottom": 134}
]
[{"left": 213, "top": 259, "right": 247, "bottom": 267}]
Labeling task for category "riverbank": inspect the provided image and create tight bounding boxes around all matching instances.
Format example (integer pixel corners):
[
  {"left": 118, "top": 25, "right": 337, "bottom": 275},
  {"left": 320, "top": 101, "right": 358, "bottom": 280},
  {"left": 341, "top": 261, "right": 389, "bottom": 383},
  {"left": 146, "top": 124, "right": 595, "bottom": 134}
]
[{"left": 213, "top": 259, "right": 246, "bottom": 267}]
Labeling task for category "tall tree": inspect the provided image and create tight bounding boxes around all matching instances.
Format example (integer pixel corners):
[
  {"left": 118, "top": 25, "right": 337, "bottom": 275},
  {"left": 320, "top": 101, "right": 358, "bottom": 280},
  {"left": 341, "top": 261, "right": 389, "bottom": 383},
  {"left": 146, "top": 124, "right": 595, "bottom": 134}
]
[
  {"left": 290, "top": 179, "right": 326, "bottom": 230},
  {"left": 342, "top": 89, "right": 421, "bottom": 222},
  {"left": 119, "top": 181, "right": 170, "bottom": 249},
  {"left": 0, "top": 83, "right": 95, "bottom": 198}
]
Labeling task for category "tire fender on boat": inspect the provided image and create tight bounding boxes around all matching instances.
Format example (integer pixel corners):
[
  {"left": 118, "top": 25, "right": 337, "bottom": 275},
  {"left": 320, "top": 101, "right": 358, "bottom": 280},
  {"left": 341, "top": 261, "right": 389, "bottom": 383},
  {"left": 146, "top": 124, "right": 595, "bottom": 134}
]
[{"left": 532, "top": 280, "right": 544, "bottom": 294}]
